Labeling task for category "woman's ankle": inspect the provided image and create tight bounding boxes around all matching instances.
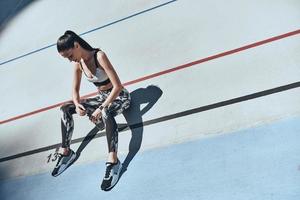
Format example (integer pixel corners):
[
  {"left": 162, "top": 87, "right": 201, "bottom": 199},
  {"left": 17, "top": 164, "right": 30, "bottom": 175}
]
[
  {"left": 107, "top": 152, "right": 118, "bottom": 163},
  {"left": 60, "top": 147, "right": 70, "bottom": 155}
]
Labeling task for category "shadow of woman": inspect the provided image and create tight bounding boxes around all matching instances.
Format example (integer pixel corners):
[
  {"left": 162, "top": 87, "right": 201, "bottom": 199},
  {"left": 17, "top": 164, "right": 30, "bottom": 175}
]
[
  {"left": 72, "top": 85, "right": 163, "bottom": 170},
  {"left": 121, "top": 85, "right": 163, "bottom": 175}
]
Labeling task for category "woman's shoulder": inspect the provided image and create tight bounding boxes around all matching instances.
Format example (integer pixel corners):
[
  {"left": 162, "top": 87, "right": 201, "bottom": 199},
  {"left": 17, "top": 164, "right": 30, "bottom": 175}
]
[
  {"left": 95, "top": 50, "right": 113, "bottom": 69},
  {"left": 96, "top": 49, "right": 106, "bottom": 59},
  {"left": 74, "top": 62, "right": 82, "bottom": 72}
]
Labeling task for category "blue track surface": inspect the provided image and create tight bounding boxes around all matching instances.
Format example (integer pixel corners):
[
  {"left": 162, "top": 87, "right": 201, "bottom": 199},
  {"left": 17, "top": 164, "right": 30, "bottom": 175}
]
[{"left": 1, "top": 116, "right": 300, "bottom": 200}]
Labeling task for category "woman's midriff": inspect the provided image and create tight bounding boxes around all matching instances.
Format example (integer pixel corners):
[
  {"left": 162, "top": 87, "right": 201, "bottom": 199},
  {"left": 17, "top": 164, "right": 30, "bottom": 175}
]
[{"left": 97, "top": 82, "right": 113, "bottom": 92}]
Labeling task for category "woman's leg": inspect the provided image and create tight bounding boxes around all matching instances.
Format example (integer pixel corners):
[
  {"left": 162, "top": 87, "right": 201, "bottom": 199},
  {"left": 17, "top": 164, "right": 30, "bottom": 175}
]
[
  {"left": 53, "top": 96, "right": 106, "bottom": 177},
  {"left": 52, "top": 102, "right": 77, "bottom": 177},
  {"left": 102, "top": 89, "right": 131, "bottom": 163},
  {"left": 100, "top": 89, "right": 130, "bottom": 191},
  {"left": 101, "top": 107, "right": 119, "bottom": 163},
  {"left": 59, "top": 97, "right": 100, "bottom": 153},
  {"left": 60, "top": 103, "right": 76, "bottom": 154}
]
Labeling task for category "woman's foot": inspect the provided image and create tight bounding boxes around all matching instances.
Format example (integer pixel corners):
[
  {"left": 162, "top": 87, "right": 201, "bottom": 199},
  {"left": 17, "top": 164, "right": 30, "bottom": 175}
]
[
  {"left": 100, "top": 159, "right": 122, "bottom": 191},
  {"left": 51, "top": 149, "right": 76, "bottom": 177}
]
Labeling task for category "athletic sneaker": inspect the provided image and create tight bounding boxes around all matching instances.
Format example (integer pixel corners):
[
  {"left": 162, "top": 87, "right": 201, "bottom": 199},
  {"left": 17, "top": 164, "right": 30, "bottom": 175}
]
[
  {"left": 101, "top": 159, "right": 122, "bottom": 191},
  {"left": 51, "top": 149, "right": 76, "bottom": 177}
]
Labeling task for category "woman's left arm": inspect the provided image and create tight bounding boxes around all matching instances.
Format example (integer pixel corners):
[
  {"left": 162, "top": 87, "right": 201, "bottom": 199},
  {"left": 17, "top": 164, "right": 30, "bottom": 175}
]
[{"left": 97, "top": 51, "right": 123, "bottom": 108}]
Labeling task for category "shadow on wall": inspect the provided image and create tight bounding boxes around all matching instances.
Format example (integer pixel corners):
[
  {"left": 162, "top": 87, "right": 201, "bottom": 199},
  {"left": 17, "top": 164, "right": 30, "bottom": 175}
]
[
  {"left": 121, "top": 85, "right": 163, "bottom": 173},
  {"left": 72, "top": 85, "right": 163, "bottom": 171},
  {"left": 0, "top": 0, "right": 35, "bottom": 35}
]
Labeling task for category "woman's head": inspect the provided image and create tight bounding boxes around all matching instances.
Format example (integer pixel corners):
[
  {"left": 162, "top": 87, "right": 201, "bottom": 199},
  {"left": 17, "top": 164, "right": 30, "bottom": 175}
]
[{"left": 57, "top": 30, "right": 96, "bottom": 62}]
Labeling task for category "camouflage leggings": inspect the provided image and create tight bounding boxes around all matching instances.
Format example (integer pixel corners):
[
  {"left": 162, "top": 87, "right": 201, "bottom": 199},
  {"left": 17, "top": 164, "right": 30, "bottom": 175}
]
[{"left": 60, "top": 88, "right": 130, "bottom": 152}]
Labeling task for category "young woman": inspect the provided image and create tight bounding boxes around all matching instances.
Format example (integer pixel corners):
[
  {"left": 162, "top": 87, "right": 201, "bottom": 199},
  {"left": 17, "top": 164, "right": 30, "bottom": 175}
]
[{"left": 52, "top": 30, "right": 131, "bottom": 191}]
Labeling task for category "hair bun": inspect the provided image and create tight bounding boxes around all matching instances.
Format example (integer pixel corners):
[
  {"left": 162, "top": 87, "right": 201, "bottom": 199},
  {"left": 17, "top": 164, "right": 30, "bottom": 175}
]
[{"left": 64, "top": 30, "right": 77, "bottom": 36}]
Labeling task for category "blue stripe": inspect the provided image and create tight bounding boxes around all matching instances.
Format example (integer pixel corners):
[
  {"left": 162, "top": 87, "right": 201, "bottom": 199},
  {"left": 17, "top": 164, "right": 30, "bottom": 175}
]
[{"left": 0, "top": 0, "right": 177, "bottom": 66}]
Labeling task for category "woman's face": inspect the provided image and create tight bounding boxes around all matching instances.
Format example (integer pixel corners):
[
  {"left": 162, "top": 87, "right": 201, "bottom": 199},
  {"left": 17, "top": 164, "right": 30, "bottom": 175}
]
[{"left": 59, "top": 43, "right": 81, "bottom": 63}]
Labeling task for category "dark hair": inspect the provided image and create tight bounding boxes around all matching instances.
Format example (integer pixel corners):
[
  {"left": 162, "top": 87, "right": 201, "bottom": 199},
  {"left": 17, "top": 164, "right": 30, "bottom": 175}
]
[{"left": 56, "top": 30, "right": 97, "bottom": 52}]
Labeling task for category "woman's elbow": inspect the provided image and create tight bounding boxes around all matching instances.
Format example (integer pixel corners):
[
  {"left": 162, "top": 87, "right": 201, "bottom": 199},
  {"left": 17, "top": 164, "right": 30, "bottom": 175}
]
[{"left": 114, "top": 84, "right": 123, "bottom": 93}]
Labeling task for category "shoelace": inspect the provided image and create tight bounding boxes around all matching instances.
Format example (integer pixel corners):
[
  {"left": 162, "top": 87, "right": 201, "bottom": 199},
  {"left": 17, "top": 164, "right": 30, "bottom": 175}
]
[
  {"left": 104, "top": 165, "right": 113, "bottom": 178},
  {"left": 55, "top": 154, "right": 64, "bottom": 167}
]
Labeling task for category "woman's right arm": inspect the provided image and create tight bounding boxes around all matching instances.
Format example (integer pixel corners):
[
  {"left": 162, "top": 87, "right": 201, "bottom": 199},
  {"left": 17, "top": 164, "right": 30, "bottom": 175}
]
[
  {"left": 72, "top": 63, "right": 86, "bottom": 116},
  {"left": 72, "top": 63, "right": 82, "bottom": 106}
]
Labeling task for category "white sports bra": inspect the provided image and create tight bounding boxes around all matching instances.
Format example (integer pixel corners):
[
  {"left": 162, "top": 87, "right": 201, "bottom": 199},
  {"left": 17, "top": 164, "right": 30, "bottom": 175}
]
[
  {"left": 84, "top": 65, "right": 108, "bottom": 83},
  {"left": 79, "top": 49, "right": 111, "bottom": 87}
]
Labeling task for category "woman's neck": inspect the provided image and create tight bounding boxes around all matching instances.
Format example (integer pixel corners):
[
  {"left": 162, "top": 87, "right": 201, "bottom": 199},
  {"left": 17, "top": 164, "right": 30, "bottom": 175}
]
[{"left": 81, "top": 48, "right": 95, "bottom": 62}]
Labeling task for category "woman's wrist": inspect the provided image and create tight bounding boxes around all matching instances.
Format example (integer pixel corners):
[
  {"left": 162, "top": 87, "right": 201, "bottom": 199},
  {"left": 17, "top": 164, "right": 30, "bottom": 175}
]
[
  {"left": 98, "top": 105, "right": 104, "bottom": 111},
  {"left": 75, "top": 103, "right": 81, "bottom": 107}
]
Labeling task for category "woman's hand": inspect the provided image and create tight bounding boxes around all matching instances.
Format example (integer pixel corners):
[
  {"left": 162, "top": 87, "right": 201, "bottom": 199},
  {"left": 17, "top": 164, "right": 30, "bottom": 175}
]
[
  {"left": 75, "top": 104, "right": 86, "bottom": 116},
  {"left": 90, "top": 108, "right": 102, "bottom": 123}
]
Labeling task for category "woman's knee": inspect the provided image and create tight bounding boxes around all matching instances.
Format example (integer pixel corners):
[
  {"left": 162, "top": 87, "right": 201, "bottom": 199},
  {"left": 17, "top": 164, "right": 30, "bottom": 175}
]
[{"left": 60, "top": 103, "right": 75, "bottom": 113}]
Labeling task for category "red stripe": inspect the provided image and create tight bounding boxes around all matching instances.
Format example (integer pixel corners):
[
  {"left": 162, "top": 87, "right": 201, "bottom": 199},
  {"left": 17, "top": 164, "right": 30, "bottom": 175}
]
[{"left": 1, "top": 29, "right": 300, "bottom": 125}]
